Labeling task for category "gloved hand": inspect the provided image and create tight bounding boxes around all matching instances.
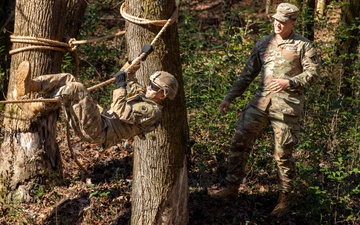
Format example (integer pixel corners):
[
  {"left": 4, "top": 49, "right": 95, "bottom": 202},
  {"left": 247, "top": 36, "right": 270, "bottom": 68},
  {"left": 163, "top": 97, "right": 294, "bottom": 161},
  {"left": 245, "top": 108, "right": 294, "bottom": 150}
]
[
  {"left": 114, "top": 71, "right": 127, "bottom": 88},
  {"left": 139, "top": 44, "right": 154, "bottom": 61}
]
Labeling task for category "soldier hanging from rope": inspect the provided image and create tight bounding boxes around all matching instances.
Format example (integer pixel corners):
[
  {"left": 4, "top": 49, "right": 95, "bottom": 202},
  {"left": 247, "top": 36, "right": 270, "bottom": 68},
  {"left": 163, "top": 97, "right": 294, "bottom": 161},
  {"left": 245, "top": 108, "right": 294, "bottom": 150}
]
[{"left": 14, "top": 57, "right": 178, "bottom": 148}]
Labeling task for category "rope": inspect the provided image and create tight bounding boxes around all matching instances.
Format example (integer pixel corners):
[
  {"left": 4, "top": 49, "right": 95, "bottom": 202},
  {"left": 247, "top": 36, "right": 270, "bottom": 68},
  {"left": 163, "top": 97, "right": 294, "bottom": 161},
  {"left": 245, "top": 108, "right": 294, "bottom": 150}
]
[
  {"left": 9, "top": 31, "right": 126, "bottom": 78},
  {"left": 65, "top": 109, "right": 90, "bottom": 175},
  {"left": 0, "top": 98, "right": 60, "bottom": 104},
  {"left": 120, "top": 3, "right": 168, "bottom": 26},
  {"left": 0, "top": 3, "right": 178, "bottom": 103},
  {"left": 87, "top": 3, "right": 178, "bottom": 91},
  {"left": 10, "top": 31, "right": 126, "bottom": 54}
]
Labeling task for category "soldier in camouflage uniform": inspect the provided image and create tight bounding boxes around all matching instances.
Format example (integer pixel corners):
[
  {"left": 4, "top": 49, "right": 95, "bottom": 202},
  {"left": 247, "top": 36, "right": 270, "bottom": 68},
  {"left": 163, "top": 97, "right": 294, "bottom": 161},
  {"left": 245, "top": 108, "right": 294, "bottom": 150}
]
[
  {"left": 209, "top": 3, "right": 320, "bottom": 217},
  {"left": 15, "top": 61, "right": 178, "bottom": 148}
]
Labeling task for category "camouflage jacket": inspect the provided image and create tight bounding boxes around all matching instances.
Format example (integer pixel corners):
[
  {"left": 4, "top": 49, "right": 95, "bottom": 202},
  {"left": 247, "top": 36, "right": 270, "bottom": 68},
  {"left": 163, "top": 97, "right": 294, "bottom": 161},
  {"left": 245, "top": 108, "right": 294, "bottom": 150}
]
[
  {"left": 101, "top": 80, "right": 162, "bottom": 146},
  {"left": 225, "top": 32, "right": 319, "bottom": 116}
]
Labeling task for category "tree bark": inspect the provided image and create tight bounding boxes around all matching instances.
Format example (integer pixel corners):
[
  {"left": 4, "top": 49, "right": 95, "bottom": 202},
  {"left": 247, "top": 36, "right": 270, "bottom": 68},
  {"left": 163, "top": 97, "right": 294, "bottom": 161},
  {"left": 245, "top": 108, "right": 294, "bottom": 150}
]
[
  {"left": 0, "top": 0, "right": 87, "bottom": 203},
  {"left": 125, "top": 0, "right": 189, "bottom": 224},
  {"left": 265, "top": 0, "right": 272, "bottom": 14},
  {"left": 315, "top": 0, "right": 326, "bottom": 19}
]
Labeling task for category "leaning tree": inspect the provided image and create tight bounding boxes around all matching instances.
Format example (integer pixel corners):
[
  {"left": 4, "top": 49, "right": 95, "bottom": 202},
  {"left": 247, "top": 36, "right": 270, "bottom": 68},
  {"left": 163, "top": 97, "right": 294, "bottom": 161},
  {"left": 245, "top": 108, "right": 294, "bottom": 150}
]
[
  {"left": 0, "top": 0, "right": 87, "bottom": 203},
  {"left": 124, "top": 0, "right": 189, "bottom": 224}
]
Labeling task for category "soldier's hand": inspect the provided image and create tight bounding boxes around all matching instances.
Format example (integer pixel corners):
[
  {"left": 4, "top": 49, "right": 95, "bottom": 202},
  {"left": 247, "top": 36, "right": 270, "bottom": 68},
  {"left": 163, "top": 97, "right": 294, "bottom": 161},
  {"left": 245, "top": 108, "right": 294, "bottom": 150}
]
[
  {"left": 219, "top": 100, "right": 230, "bottom": 115},
  {"left": 114, "top": 71, "right": 127, "bottom": 88},
  {"left": 268, "top": 78, "right": 290, "bottom": 92}
]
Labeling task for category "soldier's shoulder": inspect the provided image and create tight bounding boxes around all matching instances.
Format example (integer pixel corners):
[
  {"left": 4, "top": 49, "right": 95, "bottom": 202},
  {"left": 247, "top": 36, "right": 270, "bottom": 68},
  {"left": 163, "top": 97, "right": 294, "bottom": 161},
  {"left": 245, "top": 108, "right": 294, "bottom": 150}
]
[
  {"left": 293, "top": 33, "right": 312, "bottom": 43},
  {"left": 255, "top": 34, "right": 273, "bottom": 48}
]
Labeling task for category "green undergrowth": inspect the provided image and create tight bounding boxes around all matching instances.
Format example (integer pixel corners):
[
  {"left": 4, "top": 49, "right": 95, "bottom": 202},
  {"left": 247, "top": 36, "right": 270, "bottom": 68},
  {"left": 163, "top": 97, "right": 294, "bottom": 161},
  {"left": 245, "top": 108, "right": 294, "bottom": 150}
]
[{"left": 180, "top": 1, "right": 360, "bottom": 224}]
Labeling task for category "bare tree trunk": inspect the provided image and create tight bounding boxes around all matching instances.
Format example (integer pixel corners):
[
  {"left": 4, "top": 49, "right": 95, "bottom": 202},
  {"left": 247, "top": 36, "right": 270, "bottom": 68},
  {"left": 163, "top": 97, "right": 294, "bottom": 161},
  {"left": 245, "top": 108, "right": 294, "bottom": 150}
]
[
  {"left": 265, "top": 0, "right": 272, "bottom": 14},
  {"left": 315, "top": 0, "right": 326, "bottom": 19},
  {"left": 125, "top": 0, "right": 189, "bottom": 224},
  {"left": 0, "top": 0, "right": 87, "bottom": 203}
]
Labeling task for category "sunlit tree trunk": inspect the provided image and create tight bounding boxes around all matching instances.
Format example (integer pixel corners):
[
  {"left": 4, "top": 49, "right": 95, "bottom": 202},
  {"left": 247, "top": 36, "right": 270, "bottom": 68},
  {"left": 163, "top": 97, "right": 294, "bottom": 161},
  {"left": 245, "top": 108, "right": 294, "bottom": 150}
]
[
  {"left": 265, "top": 0, "right": 272, "bottom": 14},
  {"left": 315, "top": 0, "right": 326, "bottom": 19},
  {"left": 125, "top": 0, "right": 189, "bottom": 224},
  {"left": 0, "top": 0, "right": 87, "bottom": 203}
]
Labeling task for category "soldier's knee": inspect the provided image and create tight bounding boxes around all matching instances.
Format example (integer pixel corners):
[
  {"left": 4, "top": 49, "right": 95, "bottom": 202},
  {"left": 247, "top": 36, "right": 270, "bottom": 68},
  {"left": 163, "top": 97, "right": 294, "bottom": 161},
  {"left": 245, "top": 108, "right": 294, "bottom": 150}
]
[{"left": 231, "top": 129, "right": 256, "bottom": 149}]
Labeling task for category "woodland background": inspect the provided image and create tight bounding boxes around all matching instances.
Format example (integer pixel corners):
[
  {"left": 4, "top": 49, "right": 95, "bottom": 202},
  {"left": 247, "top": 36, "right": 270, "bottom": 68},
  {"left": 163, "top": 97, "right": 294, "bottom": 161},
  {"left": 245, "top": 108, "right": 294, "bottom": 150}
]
[{"left": 0, "top": 0, "right": 359, "bottom": 224}]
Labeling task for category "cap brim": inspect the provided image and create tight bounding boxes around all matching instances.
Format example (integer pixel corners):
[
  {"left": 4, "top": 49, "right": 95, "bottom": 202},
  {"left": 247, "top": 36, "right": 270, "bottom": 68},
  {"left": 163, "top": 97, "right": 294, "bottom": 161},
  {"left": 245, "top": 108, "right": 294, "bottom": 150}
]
[{"left": 272, "top": 13, "right": 289, "bottom": 22}]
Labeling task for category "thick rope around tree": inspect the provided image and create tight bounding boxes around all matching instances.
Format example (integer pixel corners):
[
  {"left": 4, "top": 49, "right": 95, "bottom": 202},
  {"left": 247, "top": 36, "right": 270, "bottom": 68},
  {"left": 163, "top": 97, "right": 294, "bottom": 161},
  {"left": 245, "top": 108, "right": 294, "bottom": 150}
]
[
  {"left": 9, "top": 31, "right": 126, "bottom": 78},
  {"left": 10, "top": 31, "right": 126, "bottom": 55}
]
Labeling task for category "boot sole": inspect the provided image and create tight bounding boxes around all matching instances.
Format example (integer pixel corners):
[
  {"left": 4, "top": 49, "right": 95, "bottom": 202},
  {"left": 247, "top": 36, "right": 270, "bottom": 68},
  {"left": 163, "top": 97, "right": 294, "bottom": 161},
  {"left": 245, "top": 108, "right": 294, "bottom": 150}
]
[{"left": 16, "top": 61, "right": 31, "bottom": 97}]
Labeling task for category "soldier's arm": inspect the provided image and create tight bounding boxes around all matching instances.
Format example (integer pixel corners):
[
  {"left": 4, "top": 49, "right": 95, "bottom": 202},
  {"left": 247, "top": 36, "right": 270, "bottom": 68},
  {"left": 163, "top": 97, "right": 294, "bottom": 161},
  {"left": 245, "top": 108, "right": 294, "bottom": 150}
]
[
  {"left": 290, "top": 42, "right": 320, "bottom": 88},
  {"left": 224, "top": 46, "right": 262, "bottom": 102}
]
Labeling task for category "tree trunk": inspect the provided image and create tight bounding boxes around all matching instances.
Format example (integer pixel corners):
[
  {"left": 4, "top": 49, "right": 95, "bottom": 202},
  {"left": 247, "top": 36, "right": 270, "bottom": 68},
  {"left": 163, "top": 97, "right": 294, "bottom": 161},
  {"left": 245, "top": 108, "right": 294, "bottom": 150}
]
[
  {"left": 265, "top": 0, "right": 272, "bottom": 14},
  {"left": 125, "top": 0, "right": 189, "bottom": 224},
  {"left": 315, "top": 0, "right": 326, "bottom": 19},
  {"left": 338, "top": 0, "right": 360, "bottom": 98},
  {"left": 0, "top": 0, "right": 87, "bottom": 203}
]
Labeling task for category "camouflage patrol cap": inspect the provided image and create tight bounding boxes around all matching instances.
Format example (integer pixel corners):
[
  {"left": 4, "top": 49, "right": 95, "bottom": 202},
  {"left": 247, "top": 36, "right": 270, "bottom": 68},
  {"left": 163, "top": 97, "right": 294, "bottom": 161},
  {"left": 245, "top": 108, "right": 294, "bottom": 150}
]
[{"left": 272, "top": 3, "right": 299, "bottom": 22}]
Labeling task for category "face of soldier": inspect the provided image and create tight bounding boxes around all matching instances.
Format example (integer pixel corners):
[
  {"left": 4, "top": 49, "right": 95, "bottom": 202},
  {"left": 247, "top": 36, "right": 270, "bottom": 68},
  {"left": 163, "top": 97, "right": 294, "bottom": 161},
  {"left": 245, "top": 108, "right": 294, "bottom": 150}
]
[
  {"left": 273, "top": 19, "right": 295, "bottom": 38},
  {"left": 146, "top": 82, "right": 165, "bottom": 103}
]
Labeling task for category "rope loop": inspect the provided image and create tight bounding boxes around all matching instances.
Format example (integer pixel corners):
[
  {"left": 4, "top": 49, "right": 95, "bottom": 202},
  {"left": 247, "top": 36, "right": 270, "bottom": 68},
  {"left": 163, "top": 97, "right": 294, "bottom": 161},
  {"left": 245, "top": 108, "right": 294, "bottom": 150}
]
[
  {"left": 119, "top": 3, "right": 178, "bottom": 27},
  {"left": 68, "top": 38, "right": 78, "bottom": 52}
]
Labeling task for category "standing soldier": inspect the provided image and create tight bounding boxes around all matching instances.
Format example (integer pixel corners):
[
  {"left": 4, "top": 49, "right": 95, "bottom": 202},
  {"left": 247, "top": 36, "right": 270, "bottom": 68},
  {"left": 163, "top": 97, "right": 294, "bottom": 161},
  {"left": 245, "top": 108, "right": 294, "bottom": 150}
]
[{"left": 209, "top": 3, "right": 320, "bottom": 217}]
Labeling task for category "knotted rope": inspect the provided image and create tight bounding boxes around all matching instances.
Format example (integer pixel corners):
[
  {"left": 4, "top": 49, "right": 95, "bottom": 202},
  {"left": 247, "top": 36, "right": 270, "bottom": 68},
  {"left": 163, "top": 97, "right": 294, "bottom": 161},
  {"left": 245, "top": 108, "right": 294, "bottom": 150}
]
[
  {"left": 9, "top": 31, "right": 126, "bottom": 78},
  {"left": 0, "top": 3, "right": 178, "bottom": 104}
]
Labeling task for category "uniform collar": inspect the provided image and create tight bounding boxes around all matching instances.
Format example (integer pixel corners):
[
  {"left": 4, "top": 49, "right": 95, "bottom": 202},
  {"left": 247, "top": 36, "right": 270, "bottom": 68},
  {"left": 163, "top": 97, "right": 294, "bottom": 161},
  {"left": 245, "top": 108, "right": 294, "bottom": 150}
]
[{"left": 272, "top": 31, "right": 295, "bottom": 45}]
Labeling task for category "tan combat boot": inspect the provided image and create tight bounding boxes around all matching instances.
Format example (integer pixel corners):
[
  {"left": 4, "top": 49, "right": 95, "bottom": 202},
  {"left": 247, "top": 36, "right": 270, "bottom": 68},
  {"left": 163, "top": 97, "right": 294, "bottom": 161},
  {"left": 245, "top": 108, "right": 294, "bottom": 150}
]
[
  {"left": 209, "top": 182, "right": 239, "bottom": 200},
  {"left": 16, "top": 61, "right": 46, "bottom": 118},
  {"left": 16, "top": 61, "right": 40, "bottom": 97},
  {"left": 270, "top": 191, "right": 291, "bottom": 217}
]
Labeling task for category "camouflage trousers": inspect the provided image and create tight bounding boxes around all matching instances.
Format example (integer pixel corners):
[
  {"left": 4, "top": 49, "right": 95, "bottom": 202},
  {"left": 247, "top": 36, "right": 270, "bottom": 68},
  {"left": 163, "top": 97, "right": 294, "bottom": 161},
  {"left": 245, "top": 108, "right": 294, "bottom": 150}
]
[
  {"left": 226, "top": 104, "right": 299, "bottom": 192},
  {"left": 35, "top": 73, "right": 107, "bottom": 145}
]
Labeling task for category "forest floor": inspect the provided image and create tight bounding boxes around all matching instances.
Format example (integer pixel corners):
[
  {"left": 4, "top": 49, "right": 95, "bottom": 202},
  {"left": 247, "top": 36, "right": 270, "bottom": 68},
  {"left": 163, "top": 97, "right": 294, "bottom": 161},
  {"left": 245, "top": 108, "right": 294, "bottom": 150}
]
[{"left": 1, "top": 0, "right": 325, "bottom": 225}]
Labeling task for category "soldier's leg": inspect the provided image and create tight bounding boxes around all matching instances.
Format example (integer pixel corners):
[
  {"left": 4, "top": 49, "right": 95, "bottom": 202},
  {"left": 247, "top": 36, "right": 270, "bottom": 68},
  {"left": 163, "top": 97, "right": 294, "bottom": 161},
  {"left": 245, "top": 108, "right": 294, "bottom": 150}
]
[
  {"left": 270, "top": 114, "right": 300, "bottom": 216},
  {"left": 15, "top": 62, "right": 76, "bottom": 118},
  {"left": 210, "top": 105, "right": 270, "bottom": 199},
  {"left": 271, "top": 115, "right": 299, "bottom": 192},
  {"left": 34, "top": 73, "right": 77, "bottom": 95},
  {"left": 16, "top": 60, "right": 76, "bottom": 97},
  {"left": 226, "top": 105, "right": 270, "bottom": 184},
  {"left": 57, "top": 82, "right": 106, "bottom": 145}
]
